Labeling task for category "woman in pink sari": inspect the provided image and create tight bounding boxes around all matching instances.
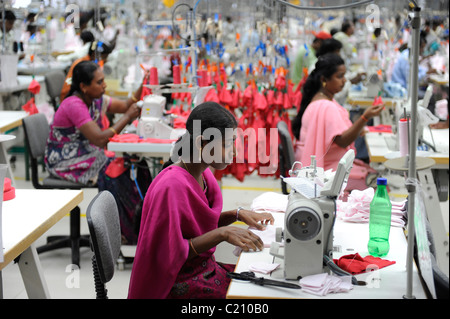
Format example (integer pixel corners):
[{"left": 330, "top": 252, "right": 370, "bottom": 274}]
[
  {"left": 292, "top": 54, "right": 384, "bottom": 184},
  {"left": 128, "top": 102, "right": 274, "bottom": 299}
]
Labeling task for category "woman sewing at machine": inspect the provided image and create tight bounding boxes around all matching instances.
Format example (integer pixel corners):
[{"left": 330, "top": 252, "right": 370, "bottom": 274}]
[
  {"left": 292, "top": 53, "right": 384, "bottom": 190},
  {"left": 45, "top": 60, "right": 151, "bottom": 244},
  {"left": 128, "top": 102, "right": 274, "bottom": 299}
]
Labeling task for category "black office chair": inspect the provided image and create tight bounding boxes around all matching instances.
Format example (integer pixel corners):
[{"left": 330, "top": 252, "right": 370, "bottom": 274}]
[
  {"left": 277, "top": 120, "right": 295, "bottom": 195},
  {"left": 86, "top": 191, "right": 121, "bottom": 299},
  {"left": 44, "top": 70, "right": 66, "bottom": 111},
  {"left": 22, "top": 113, "right": 94, "bottom": 267}
]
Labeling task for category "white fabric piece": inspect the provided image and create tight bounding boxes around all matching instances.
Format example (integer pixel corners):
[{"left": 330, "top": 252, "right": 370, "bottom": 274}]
[
  {"left": 248, "top": 262, "right": 280, "bottom": 274},
  {"left": 299, "top": 273, "right": 353, "bottom": 296},
  {"left": 250, "top": 192, "right": 288, "bottom": 213}
]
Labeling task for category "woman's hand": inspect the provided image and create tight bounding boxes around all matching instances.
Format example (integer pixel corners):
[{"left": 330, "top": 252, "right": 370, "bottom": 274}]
[
  {"left": 220, "top": 226, "right": 264, "bottom": 252},
  {"left": 237, "top": 209, "right": 274, "bottom": 230},
  {"left": 125, "top": 102, "right": 142, "bottom": 121},
  {"left": 363, "top": 103, "right": 384, "bottom": 120}
]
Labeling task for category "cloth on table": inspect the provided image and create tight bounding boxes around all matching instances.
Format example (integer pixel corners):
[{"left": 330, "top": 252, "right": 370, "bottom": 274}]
[
  {"left": 248, "top": 262, "right": 280, "bottom": 274},
  {"left": 336, "top": 187, "right": 407, "bottom": 227},
  {"left": 333, "top": 253, "right": 396, "bottom": 275},
  {"left": 250, "top": 191, "right": 288, "bottom": 213},
  {"left": 299, "top": 273, "right": 353, "bottom": 296}
]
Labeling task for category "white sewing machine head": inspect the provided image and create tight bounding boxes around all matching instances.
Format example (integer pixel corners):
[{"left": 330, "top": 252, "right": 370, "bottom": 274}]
[
  {"left": 270, "top": 150, "right": 355, "bottom": 280},
  {"left": 137, "top": 94, "right": 176, "bottom": 139}
]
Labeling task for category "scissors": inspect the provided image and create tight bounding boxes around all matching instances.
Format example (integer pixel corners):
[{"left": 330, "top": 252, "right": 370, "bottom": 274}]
[{"left": 227, "top": 272, "right": 301, "bottom": 289}]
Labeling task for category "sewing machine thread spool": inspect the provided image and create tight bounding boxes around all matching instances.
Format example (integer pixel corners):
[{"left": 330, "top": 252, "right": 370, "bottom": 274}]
[
  {"left": 150, "top": 67, "right": 159, "bottom": 85},
  {"left": 197, "top": 69, "right": 208, "bottom": 87},
  {"left": 398, "top": 118, "right": 410, "bottom": 157},
  {"left": 173, "top": 65, "right": 181, "bottom": 84}
]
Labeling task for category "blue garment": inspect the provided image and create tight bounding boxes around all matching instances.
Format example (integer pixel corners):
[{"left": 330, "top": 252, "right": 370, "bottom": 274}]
[{"left": 391, "top": 49, "right": 427, "bottom": 89}]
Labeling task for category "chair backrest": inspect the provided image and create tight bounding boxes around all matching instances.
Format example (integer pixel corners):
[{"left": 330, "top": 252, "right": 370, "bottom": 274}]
[
  {"left": 45, "top": 70, "right": 66, "bottom": 100},
  {"left": 22, "top": 113, "right": 50, "bottom": 160},
  {"left": 277, "top": 120, "right": 295, "bottom": 175},
  {"left": 86, "top": 191, "right": 121, "bottom": 285}
]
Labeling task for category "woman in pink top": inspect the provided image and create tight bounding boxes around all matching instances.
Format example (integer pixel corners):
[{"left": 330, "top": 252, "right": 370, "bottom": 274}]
[
  {"left": 45, "top": 60, "right": 151, "bottom": 244},
  {"left": 128, "top": 102, "right": 274, "bottom": 299},
  {"left": 292, "top": 54, "right": 383, "bottom": 173}
]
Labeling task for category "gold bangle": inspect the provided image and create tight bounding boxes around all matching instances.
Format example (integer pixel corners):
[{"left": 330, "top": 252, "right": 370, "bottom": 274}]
[
  {"left": 360, "top": 114, "right": 369, "bottom": 122},
  {"left": 131, "top": 95, "right": 138, "bottom": 102},
  {"left": 109, "top": 127, "right": 118, "bottom": 135},
  {"left": 189, "top": 238, "right": 199, "bottom": 256}
]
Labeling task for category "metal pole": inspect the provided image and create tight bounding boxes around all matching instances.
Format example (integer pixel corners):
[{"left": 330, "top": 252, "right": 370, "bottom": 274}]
[
  {"left": 404, "top": 6, "right": 421, "bottom": 300},
  {"left": 2, "top": 0, "right": 5, "bottom": 55}
]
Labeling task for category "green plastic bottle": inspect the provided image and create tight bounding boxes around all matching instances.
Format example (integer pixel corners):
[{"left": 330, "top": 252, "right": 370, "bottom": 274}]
[{"left": 368, "top": 178, "right": 392, "bottom": 257}]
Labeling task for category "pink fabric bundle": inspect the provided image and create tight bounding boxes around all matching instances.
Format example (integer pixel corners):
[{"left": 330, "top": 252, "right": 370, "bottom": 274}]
[
  {"left": 336, "top": 188, "right": 407, "bottom": 227},
  {"left": 299, "top": 273, "right": 353, "bottom": 296}
]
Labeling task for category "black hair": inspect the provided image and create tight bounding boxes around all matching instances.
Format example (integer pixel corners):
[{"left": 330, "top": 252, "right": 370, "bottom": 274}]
[
  {"left": 341, "top": 21, "right": 353, "bottom": 33},
  {"left": 79, "top": 9, "right": 95, "bottom": 26},
  {"left": 88, "top": 40, "right": 112, "bottom": 57},
  {"left": 374, "top": 28, "right": 381, "bottom": 38},
  {"left": 80, "top": 30, "right": 95, "bottom": 44},
  {"left": 316, "top": 38, "right": 343, "bottom": 58},
  {"left": 162, "top": 102, "right": 238, "bottom": 169},
  {"left": 291, "top": 53, "right": 345, "bottom": 140},
  {"left": 0, "top": 10, "right": 16, "bottom": 21},
  {"left": 65, "top": 60, "right": 99, "bottom": 100}
]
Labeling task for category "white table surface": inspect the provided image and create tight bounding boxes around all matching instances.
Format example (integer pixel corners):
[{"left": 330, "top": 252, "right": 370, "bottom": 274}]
[
  {"left": 365, "top": 128, "right": 449, "bottom": 168},
  {"left": 0, "top": 189, "right": 83, "bottom": 298},
  {"left": 0, "top": 111, "right": 28, "bottom": 133},
  {"left": 226, "top": 213, "right": 427, "bottom": 299},
  {"left": 1, "top": 189, "right": 84, "bottom": 269}
]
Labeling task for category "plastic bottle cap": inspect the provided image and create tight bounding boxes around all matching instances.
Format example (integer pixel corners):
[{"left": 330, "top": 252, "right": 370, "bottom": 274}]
[{"left": 376, "top": 177, "right": 388, "bottom": 185}]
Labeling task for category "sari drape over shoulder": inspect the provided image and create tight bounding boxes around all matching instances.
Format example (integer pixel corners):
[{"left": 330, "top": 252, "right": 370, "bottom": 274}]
[{"left": 128, "top": 166, "right": 227, "bottom": 299}]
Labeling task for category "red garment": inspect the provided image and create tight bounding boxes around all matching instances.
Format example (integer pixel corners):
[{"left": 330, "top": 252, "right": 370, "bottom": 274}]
[
  {"left": 333, "top": 253, "right": 396, "bottom": 275},
  {"left": 28, "top": 79, "right": 41, "bottom": 94},
  {"left": 22, "top": 97, "right": 39, "bottom": 115},
  {"left": 104, "top": 157, "right": 127, "bottom": 178}
]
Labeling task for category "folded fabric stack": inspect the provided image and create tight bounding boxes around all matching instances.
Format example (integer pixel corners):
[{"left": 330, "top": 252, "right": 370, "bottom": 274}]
[
  {"left": 299, "top": 273, "right": 353, "bottom": 296},
  {"left": 337, "top": 188, "right": 407, "bottom": 227}
]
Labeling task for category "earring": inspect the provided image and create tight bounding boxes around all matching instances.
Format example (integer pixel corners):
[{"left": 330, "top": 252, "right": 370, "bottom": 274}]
[{"left": 322, "top": 82, "right": 327, "bottom": 88}]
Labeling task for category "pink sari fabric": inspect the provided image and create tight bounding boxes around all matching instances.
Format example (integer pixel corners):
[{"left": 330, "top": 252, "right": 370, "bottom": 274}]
[
  {"left": 294, "top": 99, "right": 354, "bottom": 171},
  {"left": 128, "top": 166, "right": 231, "bottom": 299}
]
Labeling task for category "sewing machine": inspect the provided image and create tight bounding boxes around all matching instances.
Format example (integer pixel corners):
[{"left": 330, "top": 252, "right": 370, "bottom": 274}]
[
  {"left": 270, "top": 150, "right": 355, "bottom": 280},
  {"left": 137, "top": 94, "right": 177, "bottom": 139}
]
